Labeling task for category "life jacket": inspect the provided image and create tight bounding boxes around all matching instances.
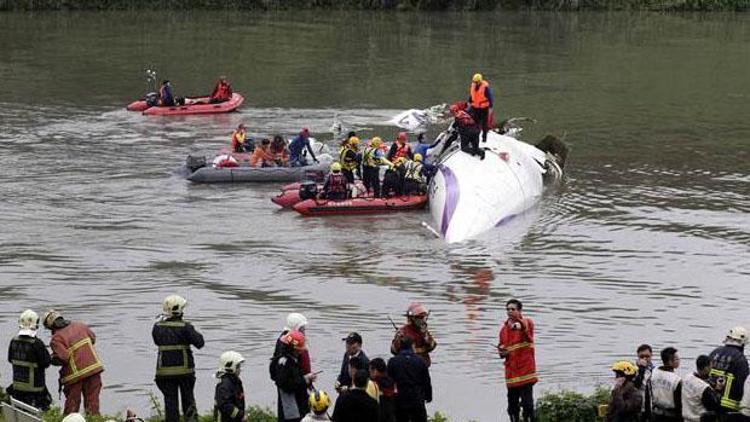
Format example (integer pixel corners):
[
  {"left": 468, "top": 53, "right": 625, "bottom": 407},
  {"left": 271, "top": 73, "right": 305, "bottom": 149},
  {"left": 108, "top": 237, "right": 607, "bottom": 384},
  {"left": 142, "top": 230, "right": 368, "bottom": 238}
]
[
  {"left": 326, "top": 172, "right": 348, "bottom": 195},
  {"left": 470, "top": 80, "right": 490, "bottom": 109},
  {"left": 651, "top": 368, "right": 681, "bottom": 416},
  {"left": 9, "top": 336, "right": 48, "bottom": 392},
  {"left": 50, "top": 322, "right": 104, "bottom": 385},
  {"left": 455, "top": 110, "right": 477, "bottom": 128},
  {"left": 681, "top": 372, "right": 710, "bottom": 422},
  {"left": 211, "top": 82, "right": 232, "bottom": 102},
  {"left": 709, "top": 344, "right": 748, "bottom": 411},
  {"left": 499, "top": 318, "right": 537, "bottom": 388},
  {"left": 339, "top": 147, "right": 359, "bottom": 171},
  {"left": 404, "top": 161, "right": 425, "bottom": 183},
  {"left": 250, "top": 147, "right": 276, "bottom": 168},
  {"left": 231, "top": 131, "right": 246, "bottom": 150},
  {"left": 392, "top": 143, "right": 412, "bottom": 160}
]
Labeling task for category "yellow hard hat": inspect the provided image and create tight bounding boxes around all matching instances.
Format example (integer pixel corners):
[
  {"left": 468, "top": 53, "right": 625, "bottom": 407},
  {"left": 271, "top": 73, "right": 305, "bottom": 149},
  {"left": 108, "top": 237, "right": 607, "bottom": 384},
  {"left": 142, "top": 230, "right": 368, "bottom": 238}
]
[
  {"left": 309, "top": 390, "right": 331, "bottom": 413},
  {"left": 331, "top": 162, "right": 342, "bottom": 172},
  {"left": 414, "top": 153, "right": 423, "bottom": 162},
  {"left": 611, "top": 361, "right": 637, "bottom": 376},
  {"left": 348, "top": 136, "right": 360, "bottom": 145},
  {"left": 472, "top": 73, "right": 483, "bottom": 83},
  {"left": 371, "top": 137, "right": 382, "bottom": 148}
]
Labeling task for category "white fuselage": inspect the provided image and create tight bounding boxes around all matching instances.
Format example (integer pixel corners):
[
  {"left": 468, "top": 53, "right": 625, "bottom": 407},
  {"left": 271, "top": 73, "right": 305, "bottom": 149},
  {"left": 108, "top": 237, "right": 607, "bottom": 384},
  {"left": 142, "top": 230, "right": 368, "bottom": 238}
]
[{"left": 428, "top": 129, "right": 547, "bottom": 243}]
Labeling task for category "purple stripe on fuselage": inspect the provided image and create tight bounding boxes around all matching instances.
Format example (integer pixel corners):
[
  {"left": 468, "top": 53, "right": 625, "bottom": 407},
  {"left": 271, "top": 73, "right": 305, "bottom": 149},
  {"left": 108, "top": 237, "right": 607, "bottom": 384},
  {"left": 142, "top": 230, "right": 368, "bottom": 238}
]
[{"left": 439, "top": 165, "right": 460, "bottom": 235}]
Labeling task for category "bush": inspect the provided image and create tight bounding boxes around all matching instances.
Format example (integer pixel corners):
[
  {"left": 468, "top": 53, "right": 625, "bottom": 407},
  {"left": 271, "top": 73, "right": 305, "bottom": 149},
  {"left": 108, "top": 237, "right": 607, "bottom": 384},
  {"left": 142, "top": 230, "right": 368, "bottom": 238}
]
[{"left": 536, "top": 386, "right": 611, "bottom": 422}]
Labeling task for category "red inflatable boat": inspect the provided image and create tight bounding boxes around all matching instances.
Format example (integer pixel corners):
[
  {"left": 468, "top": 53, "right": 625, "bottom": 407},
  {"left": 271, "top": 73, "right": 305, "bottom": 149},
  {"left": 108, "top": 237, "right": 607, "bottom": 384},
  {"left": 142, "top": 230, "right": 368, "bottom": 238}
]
[
  {"left": 272, "top": 184, "right": 308, "bottom": 208},
  {"left": 126, "top": 93, "right": 244, "bottom": 115},
  {"left": 292, "top": 195, "right": 428, "bottom": 216}
]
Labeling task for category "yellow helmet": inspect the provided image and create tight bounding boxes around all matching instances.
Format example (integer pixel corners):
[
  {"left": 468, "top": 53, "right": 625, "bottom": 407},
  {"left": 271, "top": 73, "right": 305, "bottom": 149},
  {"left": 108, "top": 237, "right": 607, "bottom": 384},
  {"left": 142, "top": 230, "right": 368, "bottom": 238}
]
[
  {"left": 414, "top": 153, "right": 423, "bottom": 162},
  {"left": 331, "top": 162, "right": 342, "bottom": 172},
  {"left": 309, "top": 390, "right": 331, "bottom": 413},
  {"left": 348, "top": 136, "right": 360, "bottom": 146},
  {"left": 371, "top": 137, "right": 382, "bottom": 148},
  {"left": 472, "top": 73, "right": 483, "bottom": 83},
  {"left": 611, "top": 361, "right": 637, "bottom": 376}
]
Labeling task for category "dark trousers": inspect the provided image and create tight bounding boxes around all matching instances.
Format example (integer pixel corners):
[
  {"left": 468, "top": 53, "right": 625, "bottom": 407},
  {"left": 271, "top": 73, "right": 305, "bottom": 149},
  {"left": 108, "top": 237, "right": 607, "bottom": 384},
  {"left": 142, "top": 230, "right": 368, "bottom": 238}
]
[
  {"left": 471, "top": 107, "right": 490, "bottom": 142},
  {"left": 653, "top": 415, "right": 681, "bottom": 422},
  {"left": 63, "top": 373, "right": 102, "bottom": 415},
  {"left": 403, "top": 179, "right": 424, "bottom": 195},
  {"left": 395, "top": 405, "right": 427, "bottom": 422},
  {"left": 8, "top": 388, "right": 52, "bottom": 411},
  {"left": 459, "top": 126, "right": 483, "bottom": 158},
  {"left": 363, "top": 166, "right": 381, "bottom": 197},
  {"left": 156, "top": 376, "right": 197, "bottom": 422},
  {"left": 342, "top": 169, "right": 355, "bottom": 184},
  {"left": 507, "top": 384, "right": 534, "bottom": 421}
]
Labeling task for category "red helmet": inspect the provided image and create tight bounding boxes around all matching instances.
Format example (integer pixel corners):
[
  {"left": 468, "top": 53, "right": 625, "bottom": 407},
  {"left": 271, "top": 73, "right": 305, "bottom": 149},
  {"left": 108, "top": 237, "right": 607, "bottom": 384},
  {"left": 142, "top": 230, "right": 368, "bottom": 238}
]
[
  {"left": 449, "top": 101, "right": 468, "bottom": 115},
  {"left": 281, "top": 330, "right": 306, "bottom": 350},
  {"left": 397, "top": 132, "right": 407, "bottom": 142},
  {"left": 405, "top": 302, "right": 429, "bottom": 317},
  {"left": 300, "top": 128, "right": 310, "bottom": 137}
]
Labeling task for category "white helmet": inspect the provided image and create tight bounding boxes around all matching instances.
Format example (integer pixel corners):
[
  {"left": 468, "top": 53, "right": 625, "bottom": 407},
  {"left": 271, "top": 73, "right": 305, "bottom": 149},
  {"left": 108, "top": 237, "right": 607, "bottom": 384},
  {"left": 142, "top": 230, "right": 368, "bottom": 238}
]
[
  {"left": 726, "top": 326, "right": 748, "bottom": 344},
  {"left": 18, "top": 309, "right": 39, "bottom": 330},
  {"left": 162, "top": 295, "right": 187, "bottom": 317},
  {"left": 218, "top": 351, "right": 245, "bottom": 375},
  {"left": 62, "top": 413, "right": 86, "bottom": 422},
  {"left": 285, "top": 313, "right": 308, "bottom": 331}
]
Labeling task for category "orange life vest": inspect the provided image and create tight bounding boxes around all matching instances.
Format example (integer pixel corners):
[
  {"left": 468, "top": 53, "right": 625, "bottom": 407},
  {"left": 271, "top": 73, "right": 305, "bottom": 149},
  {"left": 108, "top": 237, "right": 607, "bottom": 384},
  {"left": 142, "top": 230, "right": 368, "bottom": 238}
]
[
  {"left": 393, "top": 143, "right": 412, "bottom": 160},
  {"left": 470, "top": 81, "right": 490, "bottom": 109},
  {"left": 499, "top": 317, "right": 537, "bottom": 388}
]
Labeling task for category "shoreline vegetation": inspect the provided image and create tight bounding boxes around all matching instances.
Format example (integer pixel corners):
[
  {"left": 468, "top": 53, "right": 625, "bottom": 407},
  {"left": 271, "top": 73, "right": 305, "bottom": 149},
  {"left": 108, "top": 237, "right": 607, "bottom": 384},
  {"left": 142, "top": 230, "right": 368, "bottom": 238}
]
[
  {"left": 0, "top": 0, "right": 748, "bottom": 11},
  {"left": 0, "top": 386, "right": 613, "bottom": 422}
]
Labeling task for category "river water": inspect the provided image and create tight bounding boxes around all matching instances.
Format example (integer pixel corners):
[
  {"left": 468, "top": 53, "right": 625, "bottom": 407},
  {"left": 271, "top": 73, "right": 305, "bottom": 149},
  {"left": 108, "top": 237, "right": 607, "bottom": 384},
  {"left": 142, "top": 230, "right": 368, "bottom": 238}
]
[{"left": 1, "top": 10, "right": 749, "bottom": 421}]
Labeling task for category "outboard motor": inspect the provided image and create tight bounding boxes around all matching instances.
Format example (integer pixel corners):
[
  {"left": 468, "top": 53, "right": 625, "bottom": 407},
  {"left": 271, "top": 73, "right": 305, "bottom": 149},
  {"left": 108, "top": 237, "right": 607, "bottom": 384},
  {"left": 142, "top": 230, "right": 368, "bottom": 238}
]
[
  {"left": 299, "top": 181, "right": 318, "bottom": 200},
  {"left": 185, "top": 155, "right": 207, "bottom": 174},
  {"left": 145, "top": 91, "right": 159, "bottom": 107}
]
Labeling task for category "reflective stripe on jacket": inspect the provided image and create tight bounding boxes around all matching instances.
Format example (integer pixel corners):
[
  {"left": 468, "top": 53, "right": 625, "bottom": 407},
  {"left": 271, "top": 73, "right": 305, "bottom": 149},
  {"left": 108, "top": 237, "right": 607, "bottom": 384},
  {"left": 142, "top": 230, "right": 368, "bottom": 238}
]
[
  {"left": 499, "top": 317, "right": 537, "bottom": 388},
  {"left": 9, "top": 335, "right": 51, "bottom": 392},
  {"left": 152, "top": 319, "right": 205, "bottom": 378},
  {"left": 339, "top": 147, "right": 359, "bottom": 171},
  {"left": 50, "top": 321, "right": 104, "bottom": 385},
  {"left": 390, "top": 324, "right": 436, "bottom": 367},
  {"left": 709, "top": 344, "right": 748, "bottom": 411}
]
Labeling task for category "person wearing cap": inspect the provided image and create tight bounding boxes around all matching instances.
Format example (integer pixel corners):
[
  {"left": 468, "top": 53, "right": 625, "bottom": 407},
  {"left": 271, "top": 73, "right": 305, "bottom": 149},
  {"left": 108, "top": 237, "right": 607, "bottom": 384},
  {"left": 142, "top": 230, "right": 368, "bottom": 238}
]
[
  {"left": 214, "top": 351, "right": 245, "bottom": 422},
  {"left": 274, "top": 313, "right": 312, "bottom": 375},
  {"left": 339, "top": 136, "right": 361, "bottom": 184},
  {"left": 335, "top": 332, "right": 370, "bottom": 394},
  {"left": 467, "top": 73, "right": 494, "bottom": 143},
  {"left": 390, "top": 302, "right": 437, "bottom": 368},
  {"left": 387, "top": 132, "right": 414, "bottom": 163},
  {"left": 231, "top": 124, "right": 252, "bottom": 153},
  {"left": 275, "top": 330, "right": 317, "bottom": 422},
  {"left": 606, "top": 361, "right": 642, "bottom": 422},
  {"left": 497, "top": 299, "right": 536, "bottom": 422},
  {"left": 43, "top": 309, "right": 104, "bottom": 415},
  {"left": 7, "top": 310, "right": 52, "bottom": 410},
  {"left": 387, "top": 336, "right": 432, "bottom": 422},
  {"left": 289, "top": 128, "right": 319, "bottom": 167},
  {"left": 210, "top": 76, "right": 233, "bottom": 103},
  {"left": 708, "top": 326, "right": 749, "bottom": 413},
  {"left": 152, "top": 295, "right": 205, "bottom": 422},
  {"left": 650, "top": 347, "right": 682, "bottom": 421}
]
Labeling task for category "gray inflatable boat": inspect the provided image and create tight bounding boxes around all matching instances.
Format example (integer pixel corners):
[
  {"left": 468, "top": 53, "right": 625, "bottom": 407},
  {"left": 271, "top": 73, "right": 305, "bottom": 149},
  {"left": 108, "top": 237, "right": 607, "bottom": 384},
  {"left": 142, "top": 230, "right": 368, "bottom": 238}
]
[{"left": 186, "top": 156, "right": 333, "bottom": 183}]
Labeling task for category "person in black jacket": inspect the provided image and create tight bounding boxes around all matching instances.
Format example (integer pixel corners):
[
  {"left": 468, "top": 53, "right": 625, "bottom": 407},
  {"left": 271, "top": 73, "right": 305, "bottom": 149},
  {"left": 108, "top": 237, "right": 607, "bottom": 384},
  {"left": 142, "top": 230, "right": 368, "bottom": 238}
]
[
  {"left": 708, "top": 326, "right": 749, "bottom": 413},
  {"left": 370, "top": 358, "right": 396, "bottom": 422},
  {"left": 335, "top": 333, "right": 369, "bottom": 394},
  {"left": 214, "top": 351, "right": 246, "bottom": 422},
  {"left": 7, "top": 310, "right": 52, "bottom": 410},
  {"left": 276, "top": 330, "right": 317, "bottom": 422},
  {"left": 332, "top": 369, "right": 379, "bottom": 422},
  {"left": 152, "top": 295, "right": 205, "bottom": 422},
  {"left": 387, "top": 337, "right": 432, "bottom": 422}
]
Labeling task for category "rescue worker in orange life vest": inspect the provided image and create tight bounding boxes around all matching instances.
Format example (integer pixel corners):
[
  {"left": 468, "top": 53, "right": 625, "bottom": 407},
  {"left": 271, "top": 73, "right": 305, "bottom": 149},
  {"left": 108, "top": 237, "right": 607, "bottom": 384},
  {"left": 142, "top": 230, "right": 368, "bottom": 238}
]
[
  {"left": 231, "top": 124, "right": 253, "bottom": 153},
  {"left": 214, "top": 351, "right": 246, "bottom": 422},
  {"left": 7, "top": 310, "right": 52, "bottom": 410},
  {"left": 43, "top": 309, "right": 104, "bottom": 416},
  {"left": 153, "top": 295, "right": 205, "bottom": 422},
  {"left": 390, "top": 302, "right": 437, "bottom": 368},
  {"left": 322, "top": 162, "right": 349, "bottom": 200},
  {"left": 159, "top": 80, "right": 176, "bottom": 106},
  {"left": 210, "top": 76, "right": 233, "bottom": 103},
  {"left": 468, "top": 73, "right": 494, "bottom": 143},
  {"left": 387, "top": 132, "right": 414, "bottom": 162},
  {"left": 498, "top": 299, "right": 537, "bottom": 422}
]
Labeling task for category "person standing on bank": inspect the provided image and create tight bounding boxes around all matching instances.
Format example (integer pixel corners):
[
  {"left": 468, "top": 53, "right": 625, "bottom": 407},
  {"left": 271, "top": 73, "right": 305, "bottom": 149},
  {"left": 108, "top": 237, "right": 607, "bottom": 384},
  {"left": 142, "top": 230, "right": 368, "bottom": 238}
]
[
  {"left": 467, "top": 73, "right": 494, "bottom": 143},
  {"left": 390, "top": 302, "right": 437, "bottom": 368},
  {"left": 708, "top": 326, "right": 749, "bottom": 413},
  {"left": 335, "top": 332, "right": 369, "bottom": 394},
  {"left": 214, "top": 351, "right": 246, "bottom": 422},
  {"left": 7, "top": 310, "right": 52, "bottom": 410},
  {"left": 651, "top": 347, "right": 682, "bottom": 422},
  {"left": 44, "top": 309, "right": 104, "bottom": 416},
  {"left": 634, "top": 344, "right": 655, "bottom": 422},
  {"left": 387, "top": 337, "right": 432, "bottom": 422},
  {"left": 498, "top": 299, "right": 537, "bottom": 422},
  {"left": 152, "top": 295, "right": 205, "bottom": 422},
  {"left": 681, "top": 355, "right": 722, "bottom": 422}
]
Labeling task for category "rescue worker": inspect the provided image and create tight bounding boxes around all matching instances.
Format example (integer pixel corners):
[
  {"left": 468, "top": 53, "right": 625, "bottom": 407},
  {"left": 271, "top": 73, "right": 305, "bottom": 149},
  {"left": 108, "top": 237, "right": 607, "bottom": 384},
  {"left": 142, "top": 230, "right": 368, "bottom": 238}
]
[
  {"left": 274, "top": 313, "right": 312, "bottom": 375},
  {"left": 681, "top": 355, "right": 722, "bottom": 422},
  {"left": 231, "top": 124, "right": 251, "bottom": 153},
  {"left": 369, "top": 358, "right": 396, "bottom": 422},
  {"left": 6, "top": 310, "right": 52, "bottom": 410},
  {"left": 387, "top": 336, "right": 432, "bottom": 422},
  {"left": 250, "top": 138, "right": 277, "bottom": 168},
  {"left": 335, "top": 332, "right": 369, "bottom": 394},
  {"left": 390, "top": 302, "right": 437, "bottom": 368},
  {"left": 159, "top": 80, "right": 175, "bottom": 106},
  {"left": 387, "top": 132, "right": 414, "bottom": 162},
  {"left": 272, "top": 135, "right": 290, "bottom": 166},
  {"left": 634, "top": 344, "right": 655, "bottom": 422},
  {"left": 468, "top": 73, "right": 494, "bottom": 143},
  {"left": 214, "top": 351, "right": 245, "bottom": 422},
  {"left": 322, "top": 162, "right": 349, "bottom": 201},
  {"left": 651, "top": 347, "right": 682, "bottom": 422},
  {"left": 331, "top": 370, "right": 379, "bottom": 422},
  {"left": 402, "top": 154, "right": 428, "bottom": 195},
  {"left": 606, "top": 361, "right": 642, "bottom": 422},
  {"left": 43, "top": 309, "right": 104, "bottom": 416},
  {"left": 362, "top": 137, "right": 391, "bottom": 198},
  {"left": 339, "top": 136, "right": 361, "bottom": 184},
  {"left": 381, "top": 159, "right": 404, "bottom": 198},
  {"left": 708, "top": 326, "right": 749, "bottom": 413},
  {"left": 274, "top": 330, "right": 317, "bottom": 422},
  {"left": 302, "top": 391, "right": 331, "bottom": 422},
  {"left": 152, "top": 295, "right": 205, "bottom": 422},
  {"left": 450, "top": 102, "right": 484, "bottom": 160},
  {"left": 210, "top": 76, "right": 233, "bottom": 103},
  {"left": 62, "top": 413, "right": 86, "bottom": 422},
  {"left": 498, "top": 299, "right": 537, "bottom": 422},
  {"left": 289, "top": 128, "right": 319, "bottom": 167}
]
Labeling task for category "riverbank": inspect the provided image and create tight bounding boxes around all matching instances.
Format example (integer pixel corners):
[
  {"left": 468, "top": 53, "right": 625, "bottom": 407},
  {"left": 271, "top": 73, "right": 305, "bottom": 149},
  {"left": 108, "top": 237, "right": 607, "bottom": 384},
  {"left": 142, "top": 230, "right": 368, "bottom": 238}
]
[{"left": 1, "top": 0, "right": 748, "bottom": 11}]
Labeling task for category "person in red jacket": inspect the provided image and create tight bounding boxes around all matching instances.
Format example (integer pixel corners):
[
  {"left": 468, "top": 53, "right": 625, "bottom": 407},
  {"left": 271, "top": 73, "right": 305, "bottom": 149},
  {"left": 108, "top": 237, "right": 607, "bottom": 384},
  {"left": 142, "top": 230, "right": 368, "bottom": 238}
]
[
  {"left": 390, "top": 302, "right": 437, "bottom": 367},
  {"left": 498, "top": 299, "right": 537, "bottom": 422},
  {"left": 210, "top": 76, "right": 233, "bottom": 103},
  {"left": 43, "top": 310, "right": 104, "bottom": 416}
]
